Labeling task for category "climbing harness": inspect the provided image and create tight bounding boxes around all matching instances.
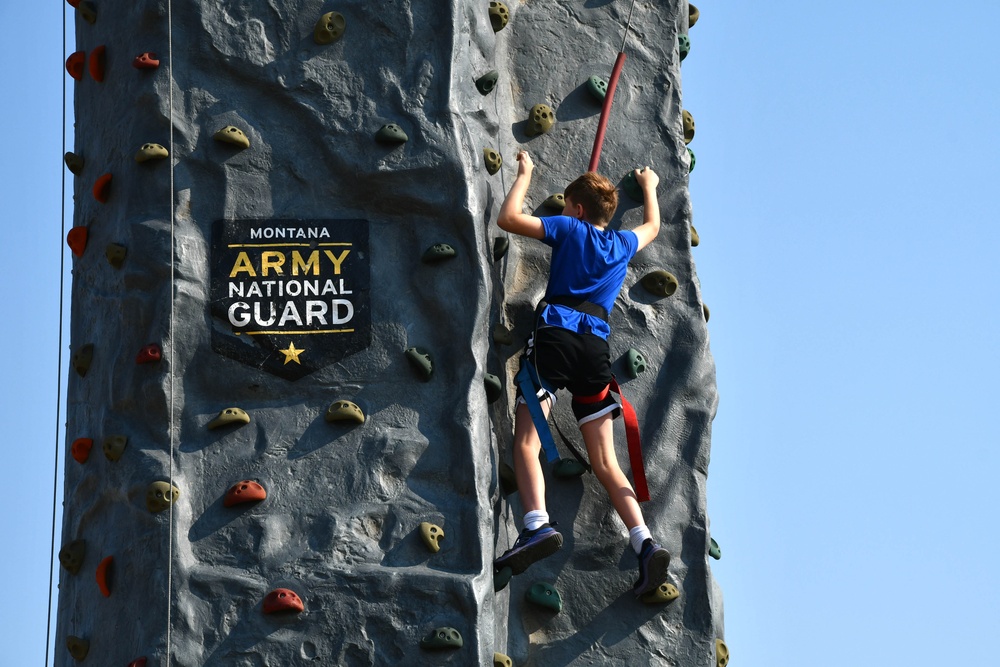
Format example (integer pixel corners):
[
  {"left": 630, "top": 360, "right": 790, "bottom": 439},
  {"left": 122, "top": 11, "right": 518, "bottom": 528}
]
[
  {"left": 588, "top": 0, "right": 640, "bottom": 172},
  {"left": 575, "top": 378, "right": 649, "bottom": 502},
  {"left": 515, "top": 358, "right": 560, "bottom": 463}
]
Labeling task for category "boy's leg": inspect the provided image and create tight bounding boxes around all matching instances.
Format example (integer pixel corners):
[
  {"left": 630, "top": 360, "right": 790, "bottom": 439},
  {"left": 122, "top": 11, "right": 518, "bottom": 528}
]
[{"left": 579, "top": 413, "right": 670, "bottom": 596}]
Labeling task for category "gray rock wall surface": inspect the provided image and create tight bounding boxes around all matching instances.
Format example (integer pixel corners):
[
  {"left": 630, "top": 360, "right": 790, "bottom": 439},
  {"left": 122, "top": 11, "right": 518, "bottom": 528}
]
[{"left": 57, "top": 0, "right": 722, "bottom": 665}]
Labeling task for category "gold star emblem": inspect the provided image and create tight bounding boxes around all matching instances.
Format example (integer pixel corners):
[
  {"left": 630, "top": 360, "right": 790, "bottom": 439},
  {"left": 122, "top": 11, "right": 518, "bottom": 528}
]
[{"left": 279, "top": 342, "right": 304, "bottom": 365}]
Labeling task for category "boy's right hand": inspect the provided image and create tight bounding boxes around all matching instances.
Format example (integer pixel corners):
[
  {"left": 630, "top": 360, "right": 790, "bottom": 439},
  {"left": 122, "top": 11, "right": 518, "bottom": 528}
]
[
  {"left": 635, "top": 166, "right": 659, "bottom": 191},
  {"left": 516, "top": 150, "right": 534, "bottom": 177}
]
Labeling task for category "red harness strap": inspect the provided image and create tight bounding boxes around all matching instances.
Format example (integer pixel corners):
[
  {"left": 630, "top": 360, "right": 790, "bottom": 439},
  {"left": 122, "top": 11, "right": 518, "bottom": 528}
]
[{"left": 575, "top": 379, "right": 649, "bottom": 502}]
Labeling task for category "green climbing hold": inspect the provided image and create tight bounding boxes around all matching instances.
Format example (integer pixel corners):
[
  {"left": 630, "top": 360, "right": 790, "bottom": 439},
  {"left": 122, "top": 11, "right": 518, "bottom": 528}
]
[
  {"left": 420, "top": 521, "right": 444, "bottom": 553},
  {"left": 314, "top": 11, "right": 346, "bottom": 44},
  {"left": 682, "top": 110, "right": 695, "bottom": 144},
  {"left": 625, "top": 348, "right": 647, "bottom": 378},
  {"left": 640, "top": 582, "right": 680, "bottom": 605},
  {"left": 526, "top": 104, "right": 555, "bottom": 137},
  {"left": 493, "top": 236, "right": 509, "bottom": 261},
  {"left": 103, "top": 435, "right": 128, "bottom": 462},
  {"left": 493, "top": 324, "right": 514, "bottom": 346},
  {"left": 66, "top": 636, "right": 90, "bottom": 661},
  {"left": 376, "top": 123, "right": 408, "bottom": 144},
  {"left": 488, "top": 2, "right": 509, "bottom": 32},
  {"left": 208, "top": 407, "right": 250, "bottom": 429},
  {"left": 716, "top": 639, "right": 730, "bottom": 667},
  {"left": 525, "top": 582, "right": 561, "bottom": 612},
  {"left": 483, "top": 148, "right": 502, "bottom": 175},
  {"left": 553, "top": 458, "right": 586, "bottom": 479},
  {"left": 703, "top": 303, "right": 710, "bottom": 322},
  {"left": 146, "top": 481, "right": 180, "bottom": 513},
  {"left": 679, "top": 34, "right": 691, "bottom": 61},
  {"left": 78, "top": 1, "right": 97, "bottom": 24},
  {"left": 105, "top": 243, "right": 127, "bottom": 268},
  {"left": 420, "top": 627, "right": 463, "bottom": 650},
  {"left": 135, "top": 143, "right": 168, "bottom": 163},
  {"left": 709, "top": 537, "right": 721, "bottom": 560},
  {"left": 214, "top": 125, "right": 250, "bottom": 149},
  {"left": 586, "top": 75, "right": 608, "bottom": 102},
  {"left": 494, "top": 565, "right": 513, "bottom": 591},
  {"left": 71, "top": 343, "right": 94, "bottom": 377},
  {"left": 689, "top": 4, "right": 700, "bottom": 28},
  {"left": 498, "top": 461, "right": 517, "bottom": 495},
  {"left": 621, "top": 170, "right": 643, "bottom": 203},
  {"left": 405, "top": 347, "right": 433, "bottom": 380},
  {"left": 476, "top": 70, "right": 499, "bottom": 95},
  {"left": 690, "top": 224, "right": 700, "bottom": 247},
  {"left": 325, "top": 400, "right": 365, "bottom": 424},
  {"left": 687, "top": 147, "right": 696, "bottom": 173},
  {"left": 58, "top": 540, "right": 86, "bottom": 575},
  {"left": 64, "top": 152, "right": 84, "bottom": 175},
  {"left": 484, "top": 373, "right": 502, "bottom": 403},
  {"left": 542, "top": 193, "right": 565, "bottom": 211},
  {"left": 494, "top": 653, "right": 513, "bottom": 667},
  {"left": 641, "top": 270, "right": 679, "bottom": 298},
  {"left": 422, "top": 243, "right": 456, "bottom": 263}
]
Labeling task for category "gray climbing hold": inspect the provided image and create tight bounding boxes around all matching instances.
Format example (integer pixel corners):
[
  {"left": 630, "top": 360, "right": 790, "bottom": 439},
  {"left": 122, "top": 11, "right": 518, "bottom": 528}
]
[
  {"left": 484, "top": 373, "right": 502, "bottom": 403},
  {"left": 146, "top": 481, "right": 180, "bottom": 513},
  {"left": 420, "top": 627, "right": 463, "bottom": 650},
  {"left": 102, "top": 435, "right": 127, "bottom": 462},
  {"left": 476, "top": 70, "right": 499, "bottom": 95},
  {"left": 716, "top": 639, "right": 730, "bottom": 667},
  {"left": 314, "top": 11, "right": 346, "bottom": 44},
  {"left": 214, "top": 126, "right": 250, "bottom": 149},
  {"left": 690, "top": 224, "right": 700, "bottom": 247},
  {"left": 587, "top": 75, "right": 608, "bottom": 102},
  {"left": 553, "top": 458, "right": 586, "bottom": 479},
  {"left": 488, "top": 2, "right": 509, "bottom": 32},
  {"left": 625, "top": 348, "right": 647, "bottom": 378},
  {"left": 709, "top": 537, "right": 721, "bottom": 559},
  {"left": 420, "top": 522, "right": 444, "bottom": 553},
  {"left": 640, "top": 582, "right": 680, "bottom": 605},
  {"left": 525, "top": 582, "right": 561, "bottom": 612},
  {"left": 375, "top": 123, "right": 408, "bottom": 144},
  {"left": 493, "top": 236, "right": 509, "bottom": 261},
  {"left": 325, "top": 400, "right": 365, "bottom": 424},
  {"left": 542, "top": 193, "right": 565, "bottom": 210},
  {"left": 208, "top": 407, "right": 250, "bottom": 429},
  {"left": 405, "top": 347, "right": 433, "bottom": 380},
  {"left": 71, "top": 343, "right": 94, "bottom": 377},
  {"left": 66, "top": 636, "right": 90, "bottom": 661},
  {"left": 422, "top": 243, "right": 456, "bottom": 263},
  {"left": 682, "top": 109, "right": 695, "bottom": 144},
  {"left": 526, "top": 103, "right": 555, "bottom": 137},
  {"left": 679, "top": 34, "right": 691, "bottom": 61},
  {"left": 58, "top": 539, "right": 86, "bottom": 575},
  {"left": 483, "top": 148, "right": 502, "bottom": 175},
  {"left": 641, "top": 270, "right": 679, "bottom": 298},
  {"left": 105, "top": 243, "right": 127, "bottom": 268},
  {"left": 64, "top": 152, "right": 84, "bottom": 175},
  {"left": 494, "top": 653, "right": 513, "bottom": 667},
  {"left": 494, "top": 565, "right": 513, "bottom": 591},
  {"left": 135, "top": 143, "right": 168, "bottom": 162}
]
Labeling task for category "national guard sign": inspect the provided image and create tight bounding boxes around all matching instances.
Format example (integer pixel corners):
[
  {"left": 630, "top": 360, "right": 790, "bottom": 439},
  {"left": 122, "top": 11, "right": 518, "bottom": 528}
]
[{"left": 210, "top": 219, "right": 371, "bottom": 380}]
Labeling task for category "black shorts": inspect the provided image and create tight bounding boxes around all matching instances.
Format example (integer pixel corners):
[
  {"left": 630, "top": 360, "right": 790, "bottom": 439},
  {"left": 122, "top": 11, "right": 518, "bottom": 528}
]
[{"left": 518, "top": 326, "right": 621, "bottom": 425}]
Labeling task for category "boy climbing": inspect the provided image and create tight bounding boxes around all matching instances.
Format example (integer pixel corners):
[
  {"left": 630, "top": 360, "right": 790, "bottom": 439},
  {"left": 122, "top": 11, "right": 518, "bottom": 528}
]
[{"left": 493, "top": 149, "right": 669, "bottom": 597}]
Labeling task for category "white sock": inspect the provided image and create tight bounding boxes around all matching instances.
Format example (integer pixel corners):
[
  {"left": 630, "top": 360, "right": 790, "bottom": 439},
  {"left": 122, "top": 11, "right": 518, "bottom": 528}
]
[
  {"left": 629, "top": 525, "right": 652, "bottom": 554},
  {"left": 524, "top": 510, "right": 549, "bottom": 531}
]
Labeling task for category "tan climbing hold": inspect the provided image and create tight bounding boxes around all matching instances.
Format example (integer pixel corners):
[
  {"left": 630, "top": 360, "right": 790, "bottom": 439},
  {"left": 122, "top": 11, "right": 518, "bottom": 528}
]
[
  {"left": 489, "top": 2, "right": 509, "bottom": 32},
  {"left": 146, "top": 481, "right": 180, "bottom": 513},
  {"left": 526, "top": 103, "right": 555, "bottom": 137},
  {"left": 419, "top": 522, "right": 444, "bottom": 553},
  {"left": 207, "top": 407, "right": 250, "bottom": 429},
  {"left": 135, "top": 143, "right": 168, "bottom": 162},
  {"left": 689, "top": 4, "right": 700, "bottom": 28},
  {"left": 59, "top": 539, "right": 86, "bottom": 575},
  {"left": 483, "top": 147, "right": 502, "bottom": 175},
  {"left": 640, "top": 270, "right": 679, "bottom": 298},
  {"left": 214, "top": 125, "right": 250, "bottom": 149},
  {"left": 102, "top": 435, "right": 127, "bottom": 462},
  {"left": 494, "top": 653, "right": 513, "bottom": 667},
  {"left": 542, "top": 193, "right": 565, "bottom": 210},
  {"left": 66, "top": 636, "right": 90, "bottom": 661},
  {"left": 640, "top": 582, "right": 680, "bottom": 604},
  {"left": 716, "top": 639, "right": 729, "bottom": 667},
  {"left": 325, "top": 400, "right": 365, "bottom": 424},
  {"left": 690, "top": 224, "right": 700, "bottom": 246},
  {"left": 314, "top": 11, "right": 346, "bottom": 44},
  {"left": 682, "top": 109, "right": 695, "bottom": 144},
  {"left": 703, "top": 303, "right": 710, "bottom": 321}
]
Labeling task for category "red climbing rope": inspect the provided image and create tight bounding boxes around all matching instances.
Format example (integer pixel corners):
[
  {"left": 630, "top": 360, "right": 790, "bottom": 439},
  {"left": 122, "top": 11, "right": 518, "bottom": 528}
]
[{"left": 588, "top": 0, "right": 639, "bottom": 172}]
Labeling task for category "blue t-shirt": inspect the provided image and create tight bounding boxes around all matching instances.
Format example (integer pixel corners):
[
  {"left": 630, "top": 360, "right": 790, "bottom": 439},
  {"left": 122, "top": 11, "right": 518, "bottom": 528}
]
[{"left": 537, "top": 215, "right": 639, "bottom": 339}]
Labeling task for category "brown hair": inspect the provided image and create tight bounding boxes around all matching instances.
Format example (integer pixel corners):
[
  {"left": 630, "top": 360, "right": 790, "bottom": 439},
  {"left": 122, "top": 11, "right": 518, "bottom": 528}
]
[{"left": 564, "top": 171, "right": 618, "bottom": 226}]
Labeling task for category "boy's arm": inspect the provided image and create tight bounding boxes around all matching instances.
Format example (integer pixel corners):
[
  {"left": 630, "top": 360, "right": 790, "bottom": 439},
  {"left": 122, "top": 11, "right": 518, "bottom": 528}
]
[
  {"left": 497, "top": 150, "right": 546, "bottom": 240},
  {"left": 631, "top": 167, "right": 661, "bottom": 251}
]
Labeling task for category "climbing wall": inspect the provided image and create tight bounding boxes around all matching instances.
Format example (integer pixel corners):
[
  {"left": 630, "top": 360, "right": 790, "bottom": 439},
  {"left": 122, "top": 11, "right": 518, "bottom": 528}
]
[{"left": 56, "top": 1, "right": 723, "bottom": 665}]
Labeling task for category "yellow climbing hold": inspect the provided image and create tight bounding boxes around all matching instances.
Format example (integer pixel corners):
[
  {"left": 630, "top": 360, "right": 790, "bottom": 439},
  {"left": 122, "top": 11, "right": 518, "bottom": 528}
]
[
  {"left": 542, "top": 193, "right": 565, "bottom": 211},
  {"left": 682, "top": 110, "right": 695, "bottom": 144},
  {"left": 526, "top": 104, "right": 555, "bottom": 137},
  {"left": 208, "top": 407, "right": 250, "bottom": 430},
  {"left": 483, "top": 147, "right": 502, "bottom": 175},
  {"left": 640, "top": 270, "right": 679, "bottom": 298},
  {"left": 716, "top": 639, "right": 730, "bottom": 667},
  {"left": 640, "top": 582, "right": 680, "bottom": 604},
  {"left": 494, "top": 653, "right": 513, "bottom": 667},
  {"left": 689, "top": 4, "right": 700, "bottom": 28},
  {"left": 105, "top": 244, "right": 127, "bottom": 268},
  {"left": 325, "top": 400, "right": 365, "bottom": 424},
  {"left": 135, "top": 143, "right": 168, "bottom": 162},
  {"left": 489, "top": 2, "right": 509, "bottom": 32},
  {"left": 314, "top": 11, "right": 346, "bottom": 44},
  {"left": 690, "top": 224, "right": 700, "bottom": 247},
  {"left": 214, "top": 126, "right": 250, "bottom": 149},
  {"left": 66, "top": 636, "right": 90, "bottom": 661},
  {"left": 58, "top": 540, "right": 86, "bottom": 575},
  {"left": 703, "top": 303, "right": 710, "bottom": 322},
  {"left": 102, "top": 435, "right": 128, "bottom": 462},
  {"left": 146, "top": 481, "right": 180, "bottom": 513},
  {"left": 419, "top": 522, "right": 444, "bottom": 553}
]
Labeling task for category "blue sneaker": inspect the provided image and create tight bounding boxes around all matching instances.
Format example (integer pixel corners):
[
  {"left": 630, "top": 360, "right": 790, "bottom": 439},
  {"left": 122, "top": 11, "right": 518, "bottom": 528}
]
[
  {"left": 633, "top": 538, "right": 670, "bottom": 597},
  {"left": 494, "top": 523, "right": 563, "bottom": 575}
]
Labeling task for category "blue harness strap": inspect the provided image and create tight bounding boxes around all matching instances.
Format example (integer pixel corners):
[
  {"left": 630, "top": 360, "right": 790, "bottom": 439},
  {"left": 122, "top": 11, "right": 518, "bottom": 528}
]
[{"left": 515, "top": 358, "right": 561, "bottom": 463}]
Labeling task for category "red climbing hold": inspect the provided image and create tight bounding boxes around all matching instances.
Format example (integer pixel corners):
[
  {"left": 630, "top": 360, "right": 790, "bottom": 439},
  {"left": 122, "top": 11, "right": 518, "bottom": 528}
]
[
  {"left": 127, "top": 659, "right": 147, "bottom": 667},
  {"left": 93, "top": 173, "right": 112, "bottom": 203},
  {"left": 95, "top": 555, "right": 113, "bottom": 597},
  {"left": 88, "top": 46, "right": 106, "bottom": 82},
  {"left": 66, "top": 0, "right": 80, "bottom": 7},
  {"left": 132, "top": 52, "right": 160, "bottom": 69},
  {"left": 224, "top": 480, "right": 267, "bottom": 507},
  {"left": 71, "top": 438, "right": 93, "bottom": 464},
  {"left": 262, "top": 588, "right": 304, "bottom": 614},
  {"left": 66, "top": 51, "right": 85, "bottom": 80},
  {"left": 136, "top": 344, "right": 162, "bottom": 364},
  {"left": 67, "top": 227, "right": 88, "bottom": 257}
]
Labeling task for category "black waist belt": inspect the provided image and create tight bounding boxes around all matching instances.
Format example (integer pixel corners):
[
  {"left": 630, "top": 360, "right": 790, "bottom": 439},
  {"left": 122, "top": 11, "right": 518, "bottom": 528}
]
[{"left": 539, "top": 295, "right": 609, "bottom": 322}]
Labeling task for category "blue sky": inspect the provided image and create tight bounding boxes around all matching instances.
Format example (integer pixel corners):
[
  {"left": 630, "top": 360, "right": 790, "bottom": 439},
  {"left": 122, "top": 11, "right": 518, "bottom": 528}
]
[{"left": 3, "top": 1, "right": 999, "bottom": 665}]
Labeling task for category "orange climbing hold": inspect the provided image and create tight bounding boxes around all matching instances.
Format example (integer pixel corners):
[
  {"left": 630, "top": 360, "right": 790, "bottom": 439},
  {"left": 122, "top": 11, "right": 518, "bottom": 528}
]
[
  {"left": 95, "top": 555, "right": 113, "bottom": 597},
  {"left": 88, "top": 46, "right": 106, "bottom": 82},
  {"left": 71, "top": 438, "right": 93, "bottom": 464},
  {"left": 93, "top": 173, "right": 112, "bottom": 203},
  {"left": 224, "top": 480, "right": 267, "bottom": 507},
  {"left": 263, "top": 588, "right": 304, "bottom": 614},
  {"left": 136, "top": 344, "right": 161, "bottom": 364},
  {"left": 66, "top": 52, "right": 85, "bottom": 80},
  {"left": 67, "top": 227, "right": 88, "bottom": 257},
  {"left": 132, "top": 52, "right": 159, "bottom": 69},
  {"left": 127, "top": 658, "right": 147, "bottom": 667}
]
